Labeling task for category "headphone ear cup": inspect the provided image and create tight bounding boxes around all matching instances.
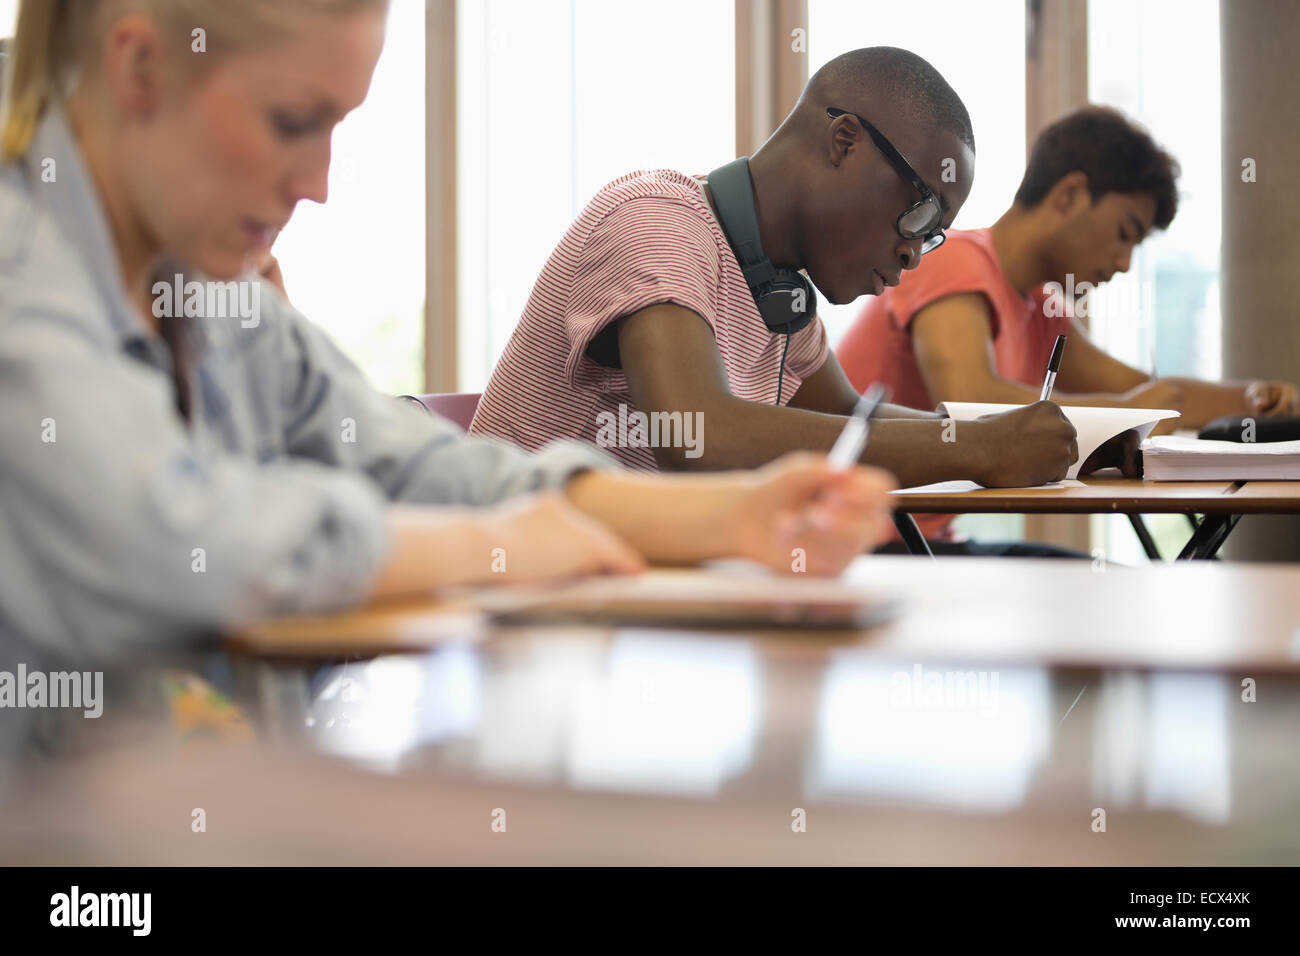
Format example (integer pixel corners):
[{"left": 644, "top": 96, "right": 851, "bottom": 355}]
[
  {"left": 792, "top": 272, "right": 816, "bottom": 327},
  {"left": 707, "top": 157, "right": 818, "bottom": 336},
  {"left": 756, "top": 270, "right": 816, "bottom": 334}
]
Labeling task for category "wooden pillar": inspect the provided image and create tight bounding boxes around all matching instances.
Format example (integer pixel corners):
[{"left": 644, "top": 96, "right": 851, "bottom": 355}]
[
  {"left": 425, "top": 0, "right": 458, "bottom": 393},
  {"left": 735, "top": 0, "right": 809, "bottom": 156},
  {"left": 1024, "top": 0, "right": 1092, "bottom": 553},
  {"left": 1219, "top": 0, "right": 1300, "bottom": 560}
]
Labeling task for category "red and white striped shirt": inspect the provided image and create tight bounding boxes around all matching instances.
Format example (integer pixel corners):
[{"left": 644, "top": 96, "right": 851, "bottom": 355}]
[{"left": 469, "top": 169, "right": 830, "bottom": 470}]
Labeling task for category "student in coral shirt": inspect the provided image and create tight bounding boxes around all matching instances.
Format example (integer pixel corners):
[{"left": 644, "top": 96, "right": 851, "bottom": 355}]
[
  {"left": 838, "top": 227, "right": 1073, "bottom": 418},
  {"left": 838, "top": 106, "right": 1299, "bottom": 551}
]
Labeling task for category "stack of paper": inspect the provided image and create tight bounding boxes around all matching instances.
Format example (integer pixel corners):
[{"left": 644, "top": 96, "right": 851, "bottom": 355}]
[{"left": 1141, "top": 435, "right": 1300, "bottom": 480}]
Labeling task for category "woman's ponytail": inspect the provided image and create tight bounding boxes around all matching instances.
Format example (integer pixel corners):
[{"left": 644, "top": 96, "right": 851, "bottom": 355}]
[
  {"left": 2, "top": 0, "right": 75, "bottom": 161},
  {"left": 1, "top": 0, "right": 388, "bottom": 162}
]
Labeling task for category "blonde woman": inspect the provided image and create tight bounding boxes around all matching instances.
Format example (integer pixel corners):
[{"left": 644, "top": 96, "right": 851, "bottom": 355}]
[{"left": 0, "top": 0, "right": 896, "bottom": 661}]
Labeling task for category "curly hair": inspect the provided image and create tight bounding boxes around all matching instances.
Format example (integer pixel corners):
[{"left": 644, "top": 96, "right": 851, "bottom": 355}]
[{"left": 1015, "top": 105, "right": 1180, "bottom": 229}]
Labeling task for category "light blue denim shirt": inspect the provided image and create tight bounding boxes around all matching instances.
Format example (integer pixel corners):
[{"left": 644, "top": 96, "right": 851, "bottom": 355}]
[{"left": 0, "top": 108, "right": 615, "bottom": 670}]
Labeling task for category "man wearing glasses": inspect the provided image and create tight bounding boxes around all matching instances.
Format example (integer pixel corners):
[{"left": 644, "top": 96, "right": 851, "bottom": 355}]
[
  {"left": 824, "top": 106, "right": 949, "bottom": 259},
  {"left": 471, "top": 47, "right": 1086, "bottom": 494}
]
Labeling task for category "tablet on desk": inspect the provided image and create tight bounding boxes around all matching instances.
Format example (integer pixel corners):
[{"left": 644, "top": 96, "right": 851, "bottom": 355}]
[{"left": 476, "top": 570, "right": 899, "bottom": 631}]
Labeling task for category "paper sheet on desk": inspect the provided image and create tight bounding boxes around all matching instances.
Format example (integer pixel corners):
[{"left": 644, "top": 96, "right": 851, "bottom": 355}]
[
  {"left": 937, "top": 402, "right": 1179, "bottom": 479},
  {"left": 892, "top": 479, "right": 1085, "bottom": 495},
  {"left": 474, "top": 568, "right": 898, "bottom": 630}
]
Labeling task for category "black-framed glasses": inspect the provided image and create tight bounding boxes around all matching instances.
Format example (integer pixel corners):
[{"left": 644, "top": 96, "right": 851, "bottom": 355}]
[{"left": 827, "top": 107, "right": 946, "bottom": 254}]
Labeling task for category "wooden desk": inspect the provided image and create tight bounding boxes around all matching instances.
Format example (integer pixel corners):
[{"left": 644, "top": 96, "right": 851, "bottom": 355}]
[
  {"left": 1212, "top": 480, "right": 1300, "bottom": 506},
  {"left": 216, "top": 557, "right": 1300, "bottom": 864},
  {"left": 891, "top": 477, "right": 1300, "bottom": 559},
  {"left": 9, "top": 695, "right": 1298, "bottom": 864},
  {"left": 232, "top": 557, "right": 1300, "bottom": 673},
  {"left": 893, "top": 478, "right": 1247, "bottom": 514}
]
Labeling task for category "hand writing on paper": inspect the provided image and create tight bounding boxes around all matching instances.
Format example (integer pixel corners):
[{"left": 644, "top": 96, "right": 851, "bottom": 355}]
[
  {"left": 727, "top": 453, "right": 897, "bottom": 576},
  {"left": 974, "top": 401, "right": 1079, "bottom": 487}
]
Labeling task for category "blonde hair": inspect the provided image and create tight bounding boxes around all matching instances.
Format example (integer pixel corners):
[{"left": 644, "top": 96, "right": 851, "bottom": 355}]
[{"left": 1, "top": 0, "right": 388, "bottom": 161}]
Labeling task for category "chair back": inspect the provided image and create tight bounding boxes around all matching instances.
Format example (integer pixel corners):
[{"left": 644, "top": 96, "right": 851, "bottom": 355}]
[{"left": 402, "top": 392, "right": 482, "bottom": 431}]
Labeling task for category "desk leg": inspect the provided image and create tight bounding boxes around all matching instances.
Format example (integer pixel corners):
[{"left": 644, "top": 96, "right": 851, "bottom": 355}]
[
  {"left": 893, "top": 513, "right": 936, "bottom": 559},
  {"left": 1127, "top": 514, "right": 1164, "bottom": 561},
  {"left": 232, "top": 657, "right": 311, "bottom": 742},
  {"left": 1176, "top": 514, "right": 1240, "bottom": 560}
]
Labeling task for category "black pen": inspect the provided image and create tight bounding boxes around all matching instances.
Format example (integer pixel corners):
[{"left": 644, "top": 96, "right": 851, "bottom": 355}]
[{"left": 1039, "top": 335, "right": 1068, "bottom": 401}]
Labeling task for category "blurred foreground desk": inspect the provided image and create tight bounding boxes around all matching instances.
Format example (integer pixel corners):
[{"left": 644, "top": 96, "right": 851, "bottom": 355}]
[
  {"left": 232, "top": 557, "right": 1300, "bottom": 672},
  {"left": 221, "top": 558, "right": 1300, "bottom": 864},
  {"left": 891, "top": 477, "right": 1300, "bottom": 559}
]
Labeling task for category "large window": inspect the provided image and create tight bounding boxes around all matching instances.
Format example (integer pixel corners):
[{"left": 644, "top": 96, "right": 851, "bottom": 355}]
[
  {"left": 1087, "top": 0, "right": 1222, "bottom": 382},
  {"left": 0, "top": 1, "right": 424, "bottom": 394},
  {"left": 273, "top": 0, "right": 426, "bottom": 396},
  {"left": 1088, "top": 0, "right": 1221, "bottom": 563},
  {"left": 807, "top": 0, "right": 1027, "bottom": 345},
  {"left": 456, "top": 0, "right": 735, "bottom": 391}
]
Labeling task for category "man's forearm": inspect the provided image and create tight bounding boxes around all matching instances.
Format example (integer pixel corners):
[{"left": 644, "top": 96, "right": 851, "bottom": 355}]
[
  {"left": 1163, "top": 377, "right": 1249, "bottom": 427},
  {"left": 940, "top": 376, "right": 1147, "bottom": 409},
  {"left": 876, "top": 402, "right": 943, "bottom": 420},
  {"left": 655, "top": 397, "right": 986, "bottom": 487}
]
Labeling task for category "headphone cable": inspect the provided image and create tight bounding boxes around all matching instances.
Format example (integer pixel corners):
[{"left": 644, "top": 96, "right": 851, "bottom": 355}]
[{"left": 774, "top": 333, "right": 791, "bottom": 405}]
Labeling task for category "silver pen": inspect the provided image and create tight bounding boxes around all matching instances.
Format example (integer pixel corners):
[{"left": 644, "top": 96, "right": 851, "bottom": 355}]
[{"left": 828, "top": 383, "right": 889, "bottom": 471}]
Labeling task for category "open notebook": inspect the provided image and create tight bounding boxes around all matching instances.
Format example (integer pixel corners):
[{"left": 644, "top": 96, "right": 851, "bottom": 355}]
[
  {"left": 1141, "top": 435, "right": 1300, "bottom": 480},
  {"left": 938, "top": 402, "right": 1179, "bottom": 479}
]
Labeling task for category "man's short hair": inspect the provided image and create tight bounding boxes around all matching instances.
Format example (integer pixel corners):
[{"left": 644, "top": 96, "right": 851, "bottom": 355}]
[
  {"left": 1015, "top": 105, "right": 1180, "bottom": 229},
  {"left": 808, "top": 47, "right": 974, "bottom": 152}
]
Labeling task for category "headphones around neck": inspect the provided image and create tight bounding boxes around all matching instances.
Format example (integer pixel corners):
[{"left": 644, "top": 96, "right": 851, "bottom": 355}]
[{"left": 706, "top": 157, "right": 816, "bottom": 337}]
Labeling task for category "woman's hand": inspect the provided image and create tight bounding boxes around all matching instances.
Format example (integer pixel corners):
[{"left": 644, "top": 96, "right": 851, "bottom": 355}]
[
  {"left": 372, "top": 494, "right": 644, "bottom": 601},
  {"left": 723, "top": 453, "right": 897, "bottom": 576},
  {"left": 473, "top": 492, "right": 646, "bottom": 583}
]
